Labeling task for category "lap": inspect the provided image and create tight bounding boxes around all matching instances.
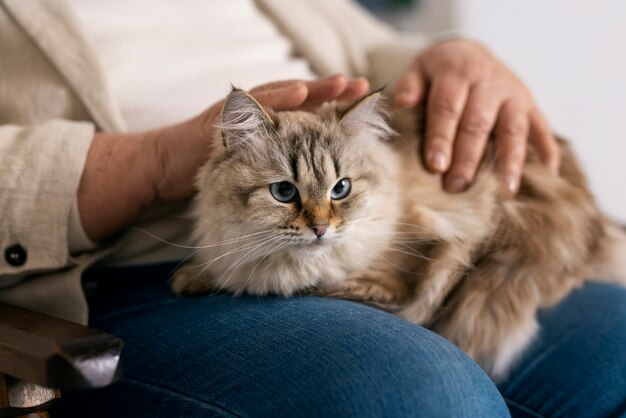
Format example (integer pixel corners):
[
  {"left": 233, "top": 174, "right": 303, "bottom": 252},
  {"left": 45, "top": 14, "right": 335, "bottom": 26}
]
[
  {"left": 499, "top": 282, "right": 626, "bottom": 418},
  {"left": 55, "top": 264, "right": 626, "bottom": 418},
  {"left": 55, "top": 264, "right": 508, "bottom": 418}
]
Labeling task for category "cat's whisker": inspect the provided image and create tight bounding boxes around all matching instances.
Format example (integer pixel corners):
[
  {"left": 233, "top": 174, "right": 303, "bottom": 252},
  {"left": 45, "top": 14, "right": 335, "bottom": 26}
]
[
  {"left": 199, "top": 218, "right": 275, "bottom": 237},
  {"left": 217, "top": 240, "right": 282, "bottom": 294},
  {"left": 170, "top": 247, "right": 206, "bottom": 277},
  {"left": 391, "top": 221, "right": 440, "bottom": 235},
  {"left": 241, "top": 241, "right": 289, "bottom": 292},
  {"left": 171, "top": 230, "right": 274, "bottom": 277},
  {"left": 135, "top": 226, "right": 274, "bottom": 250},
  {"left": 342, "top": 217, "right": 441, "bottom": 239},
  {"left": 181, "top": 235, "right": 283, "bottom": 294},
  {"left": 342, "top": 217, "right": 387, "bottom": 225},
  {"left": 347, "top": 228, "right": 433, "bottom": 241},
  {"left": 369, "top": 249, "right": 424, "bottom": 275},
  {"left": 388, "top": 104, "right": 420, "bottom": 114},
  {"left": 194, "top": 234, "right": 282, "bottom": 270},
  {"left": 386, "top": 245, "right": 432, "bottom": 263},
  {"left": 347, "top": 235, "right": 433, "bottom": 270},
  {"left": 194, "top": 232, "right": 276, "bottom": 251},
  {"left": 201, "top": 227, "right": 275, "bottom": 244},
  {"left": 214, "top": 235, "right": 284, "bottom": 295},
  {"left": 211, "top": 230, "right": 278, "bottom": 248},
  {"left": 132, "top": 227, "right": 203, "bottom": 249}
]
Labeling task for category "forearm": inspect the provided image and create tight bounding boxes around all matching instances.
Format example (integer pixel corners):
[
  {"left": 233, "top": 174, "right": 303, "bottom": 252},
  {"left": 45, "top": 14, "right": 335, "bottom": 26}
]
[
  {"left": 77, "top": 131, "right": 157, "bottom": 242},
  {"left": 77, "top": 111, "right": 209, "bottom": 243}
]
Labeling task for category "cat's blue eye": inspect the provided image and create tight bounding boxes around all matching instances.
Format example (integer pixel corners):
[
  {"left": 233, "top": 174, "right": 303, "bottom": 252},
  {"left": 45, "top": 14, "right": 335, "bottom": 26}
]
[
  {"left": 330, "top": 178, "right": 351, "bottom": 200},
  {"left": 270, "top": 181, "right": 298, "bottom": 203}
]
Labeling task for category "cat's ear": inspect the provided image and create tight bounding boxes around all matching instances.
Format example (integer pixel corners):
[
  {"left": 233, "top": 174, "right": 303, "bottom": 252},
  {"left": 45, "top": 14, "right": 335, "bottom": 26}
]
[
  {"left": 219, "top": 87, "right": 276, "bottom": 149},
  {"left": 338, "top": 90, "right": 394, "bottom": 139}
]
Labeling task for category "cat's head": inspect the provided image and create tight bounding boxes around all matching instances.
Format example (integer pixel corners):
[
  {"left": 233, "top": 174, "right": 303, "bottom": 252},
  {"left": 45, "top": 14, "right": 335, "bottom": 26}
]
[{"left": 193, "top": 87, "right": 400, "bottom": 258}]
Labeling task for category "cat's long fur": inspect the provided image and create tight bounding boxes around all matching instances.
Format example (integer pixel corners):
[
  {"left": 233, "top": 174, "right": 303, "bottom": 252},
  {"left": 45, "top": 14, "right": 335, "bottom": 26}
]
[{"left": 172, "top": 88, "right": 626, "bottom": 380}]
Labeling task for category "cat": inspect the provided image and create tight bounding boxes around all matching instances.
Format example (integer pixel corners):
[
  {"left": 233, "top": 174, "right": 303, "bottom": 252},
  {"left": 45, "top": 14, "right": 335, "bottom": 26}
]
[{"left": 171, "top": 87, "right": 626, "bottom": 380}]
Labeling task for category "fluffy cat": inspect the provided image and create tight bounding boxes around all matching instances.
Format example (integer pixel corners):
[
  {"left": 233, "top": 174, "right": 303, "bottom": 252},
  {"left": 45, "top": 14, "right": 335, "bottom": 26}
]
[{"left": 172, "top": 87, "right": 626, "bottom": 380}]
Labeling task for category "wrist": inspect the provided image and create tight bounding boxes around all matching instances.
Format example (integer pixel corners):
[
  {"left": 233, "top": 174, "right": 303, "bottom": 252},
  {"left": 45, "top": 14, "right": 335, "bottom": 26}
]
[
  {"left": 78, "top": 131, "right": 157, "bottom": 242},
  {"left": 78, "top": 108, "right": 215, "bottom": 243},
  {"left": 146, "top": 109, "right": 217, "bottom": 203}
]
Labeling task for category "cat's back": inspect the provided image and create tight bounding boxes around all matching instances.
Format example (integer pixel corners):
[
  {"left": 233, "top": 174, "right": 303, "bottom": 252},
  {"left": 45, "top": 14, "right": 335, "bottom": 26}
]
[
  {"left": 388, "top": 108, "right": 502, "bottom": 244},
  {"left": 388, "top": 106, "right": 611, "bottom": 304}
]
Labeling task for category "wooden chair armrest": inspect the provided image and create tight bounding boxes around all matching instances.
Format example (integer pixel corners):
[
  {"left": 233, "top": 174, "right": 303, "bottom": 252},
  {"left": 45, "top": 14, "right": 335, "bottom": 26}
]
[{"left": 0, "top": 302, "right": 123, "bottom": 390}]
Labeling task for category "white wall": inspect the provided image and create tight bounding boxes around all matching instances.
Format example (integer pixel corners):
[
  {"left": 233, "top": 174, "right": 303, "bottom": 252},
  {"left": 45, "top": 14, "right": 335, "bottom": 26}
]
[{"left": 383, "top": 1, "right": 626, "bottom": 222}]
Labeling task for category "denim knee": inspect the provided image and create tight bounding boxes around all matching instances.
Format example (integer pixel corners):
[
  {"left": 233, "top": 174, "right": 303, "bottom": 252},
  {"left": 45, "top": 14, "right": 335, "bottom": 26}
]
[
  {"left": 284, "top": 298, "right": 510, "bottom": 417},
  {"left": 57, "top": 292, "right": 510, "bottom": 417}
]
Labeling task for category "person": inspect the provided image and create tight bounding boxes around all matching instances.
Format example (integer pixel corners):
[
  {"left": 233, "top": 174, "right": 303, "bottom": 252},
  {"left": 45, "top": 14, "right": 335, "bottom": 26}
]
[{"left": 0, "top": 0, "right": 624, "bottom": 416}]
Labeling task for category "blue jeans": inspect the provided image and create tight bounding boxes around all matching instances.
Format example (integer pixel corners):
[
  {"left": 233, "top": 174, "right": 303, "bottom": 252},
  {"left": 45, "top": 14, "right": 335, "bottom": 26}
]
[{"left": 54, "top": 264, "right": 626, "bottom": 417}]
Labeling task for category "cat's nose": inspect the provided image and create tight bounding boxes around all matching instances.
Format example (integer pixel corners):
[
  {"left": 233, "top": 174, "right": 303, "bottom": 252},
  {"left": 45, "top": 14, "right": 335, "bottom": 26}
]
[{"left": 311, "top": 224, "right": 329, "bottom": 238}]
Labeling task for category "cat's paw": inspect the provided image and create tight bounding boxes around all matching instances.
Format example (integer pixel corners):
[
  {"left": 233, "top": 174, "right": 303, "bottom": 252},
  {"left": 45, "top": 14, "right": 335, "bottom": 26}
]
[
  {"left": 397, "top": 302, "right": 436, "bottom": 325},
  {"left": 170, "top": 265, "right": 216, "bottom": 295},
  {"left": 315, "top": 277, "right": 404, "bottom": 310}
]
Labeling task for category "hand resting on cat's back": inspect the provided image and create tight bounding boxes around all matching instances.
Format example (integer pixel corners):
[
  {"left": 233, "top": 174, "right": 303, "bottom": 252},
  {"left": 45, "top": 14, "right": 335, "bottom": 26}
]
[{"left": 171, "top": 87, "right": 626, "bottom": 380}]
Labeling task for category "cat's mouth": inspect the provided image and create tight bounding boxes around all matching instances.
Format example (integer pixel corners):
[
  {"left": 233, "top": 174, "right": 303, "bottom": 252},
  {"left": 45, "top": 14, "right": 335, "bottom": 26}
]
[
  {"left": 311, "top": 237, "right": 331, "bottom": 246},
  {"left": 285, "top": 235, "right": 338, "bottom": 250}
]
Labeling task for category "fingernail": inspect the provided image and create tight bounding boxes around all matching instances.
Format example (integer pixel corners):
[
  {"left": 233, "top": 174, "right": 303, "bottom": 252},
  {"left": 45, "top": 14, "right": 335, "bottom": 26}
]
[
  {"left": 394, "top": 91, "right": 416, "bottom": 107},
  {"left": 446, "top": 176, "right": 468, "bottom": 193},
  {"left": 504, "top": 174, "right": 519, "bottom": 194},
  {"left": 427, "top": 151, "right": 448, "bottom": 172},
  {"left": 278, "top": 82, "right": 304, "bottom": 92},
  {"left": 324, "top": 73, "right": 342, "bottom": 81},
  {"left": 396, "top": 91, "right": 412, "bottom": 99},
  {"left": 349, "top": 77, "right": 368, "bottom": 85}
]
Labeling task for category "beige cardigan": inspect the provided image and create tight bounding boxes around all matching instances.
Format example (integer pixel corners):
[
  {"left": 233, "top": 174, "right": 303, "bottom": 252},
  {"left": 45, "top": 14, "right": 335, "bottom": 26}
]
[{"left": 0, "top": 0, "right": 424, "bottom": 323}]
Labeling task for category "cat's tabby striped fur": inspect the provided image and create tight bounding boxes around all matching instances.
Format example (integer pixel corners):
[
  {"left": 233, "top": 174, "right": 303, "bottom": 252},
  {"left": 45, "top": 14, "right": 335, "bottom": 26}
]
[{"left": 172, "top": 88, "right": 626, "bottom": 379}]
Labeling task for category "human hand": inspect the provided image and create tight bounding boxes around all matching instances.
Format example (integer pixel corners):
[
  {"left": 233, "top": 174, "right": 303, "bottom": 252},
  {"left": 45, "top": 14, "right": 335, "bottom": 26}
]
[
  {"left": 393, "top": 38, "right": 560, "bottom": 194},
  {"left": 78, "top": 75, "right": 368, "bottom": 242}
]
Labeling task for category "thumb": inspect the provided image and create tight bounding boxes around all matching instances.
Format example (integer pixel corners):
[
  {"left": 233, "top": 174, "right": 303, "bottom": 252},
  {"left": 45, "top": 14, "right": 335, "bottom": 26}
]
[{"left": 253, "top": 82, "right": 308, "bottom": 111}]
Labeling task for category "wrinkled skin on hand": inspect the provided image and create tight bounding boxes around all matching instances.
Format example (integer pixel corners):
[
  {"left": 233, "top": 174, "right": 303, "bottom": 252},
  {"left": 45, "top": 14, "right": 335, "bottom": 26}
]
[{"left": 393, "top": 38, "right": 560, "bottom": 194}]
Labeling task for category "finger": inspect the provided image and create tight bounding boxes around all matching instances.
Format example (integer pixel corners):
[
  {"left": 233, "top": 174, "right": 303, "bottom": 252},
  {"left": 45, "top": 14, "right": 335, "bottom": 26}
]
[
  {"left": 444, "top": 86, "right": 502, "bottom": 192},
  {"left": 253, "top": 82, "right": 308, "bottom": 111},
  {"left": 300, "top": 78, "right": 369, "bottom": 110},
  {"left": 529, "top": 108, "right": 560, "bottom": 175},
  {"left": 424, "top": 75, "right": 471, "bottom": 174},
  {"left": 303, "top": 73, "right": 349, "bottom": 102},
  {"left": 493, "top": 100, "right": 530, "bottom": 195},
  {"left": 250, "top": 73, "right": 349, "bottom": 109},
  {"left": 393, "top": 64, "right": 426, "bottom": 108},
  {"left": 249, "top": 79, "right": 305, "bottom": 93},
  {"left": 300, "top": 76, "right": 369, "bottom": 110},
  {"left": 336, "top": 77, "right": 370, "bottom": 102}
]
